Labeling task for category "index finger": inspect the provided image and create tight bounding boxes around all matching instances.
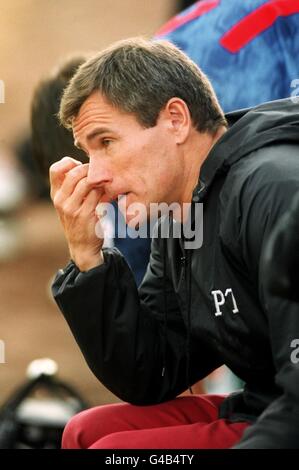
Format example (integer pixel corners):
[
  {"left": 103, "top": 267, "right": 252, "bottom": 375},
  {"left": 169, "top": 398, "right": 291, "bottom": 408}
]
[{"left": 49, "top": 156, "right": 82, "bottom": 199}]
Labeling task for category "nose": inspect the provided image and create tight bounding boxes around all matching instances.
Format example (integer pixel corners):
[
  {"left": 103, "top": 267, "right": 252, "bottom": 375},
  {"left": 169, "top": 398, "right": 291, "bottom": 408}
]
[{"left": 86, "top": 157, "right": 113, "bottom": 188}]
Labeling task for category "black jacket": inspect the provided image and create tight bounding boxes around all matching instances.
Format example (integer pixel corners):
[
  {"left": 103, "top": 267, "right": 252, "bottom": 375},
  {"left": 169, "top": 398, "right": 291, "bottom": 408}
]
[
  {"left": 263, "top": 191, "right": 299, "bottom": 302},
  {"left": 52, "top": 99, "right": 299, "bottom": 448}
]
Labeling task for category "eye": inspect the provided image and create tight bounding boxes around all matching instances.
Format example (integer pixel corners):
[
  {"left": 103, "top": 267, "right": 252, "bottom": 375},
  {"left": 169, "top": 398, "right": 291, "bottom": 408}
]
[{"left": 102, "top": 138, "right": 112, "bottom": 147}]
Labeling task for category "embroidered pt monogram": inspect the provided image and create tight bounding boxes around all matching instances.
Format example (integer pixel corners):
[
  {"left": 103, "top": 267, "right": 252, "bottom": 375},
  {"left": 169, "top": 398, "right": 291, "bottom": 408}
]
[{"left": 211, "top": 288, "right": 239, "bottom": 317}]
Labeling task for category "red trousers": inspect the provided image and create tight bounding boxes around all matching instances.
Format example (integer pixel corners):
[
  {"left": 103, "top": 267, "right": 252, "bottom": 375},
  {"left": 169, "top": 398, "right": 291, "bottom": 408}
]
[{"left": 62, "top": 394, "right": 250, "bottom": 449}]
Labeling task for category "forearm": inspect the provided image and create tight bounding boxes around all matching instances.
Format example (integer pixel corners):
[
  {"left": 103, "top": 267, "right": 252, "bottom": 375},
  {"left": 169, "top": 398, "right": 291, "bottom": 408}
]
[{"left": 52, "top": 249, "right": 172, "bottom": 404}]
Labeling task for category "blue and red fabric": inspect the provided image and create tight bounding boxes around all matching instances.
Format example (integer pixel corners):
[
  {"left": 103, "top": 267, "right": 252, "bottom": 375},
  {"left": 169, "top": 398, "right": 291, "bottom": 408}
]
[{"left": 155, "top": 0, "right": 299, "bottom": 112}]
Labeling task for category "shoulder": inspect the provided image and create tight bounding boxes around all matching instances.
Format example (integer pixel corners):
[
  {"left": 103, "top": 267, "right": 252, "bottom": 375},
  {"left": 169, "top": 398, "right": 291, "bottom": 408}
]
[
  {"left": 221, "top": 143, "right": 299, "bottom": 208},
  {"left": 219, "top": 143, "right": 299, "bottom": 260}
]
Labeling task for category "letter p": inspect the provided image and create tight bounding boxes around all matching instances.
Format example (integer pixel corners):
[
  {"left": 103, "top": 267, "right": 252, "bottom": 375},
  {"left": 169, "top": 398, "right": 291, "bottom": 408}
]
[{"left": 211, "top": 290, "right": 225, "bottom": 316}]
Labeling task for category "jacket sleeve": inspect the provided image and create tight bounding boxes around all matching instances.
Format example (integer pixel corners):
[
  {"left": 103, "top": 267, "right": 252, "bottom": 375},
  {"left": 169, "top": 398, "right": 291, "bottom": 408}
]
[
  {"left": 233, "top": 151, "right": 299, "bottom": 448},
  {"left": 52, "top": 234, "right": 220, "bottom": 405}
]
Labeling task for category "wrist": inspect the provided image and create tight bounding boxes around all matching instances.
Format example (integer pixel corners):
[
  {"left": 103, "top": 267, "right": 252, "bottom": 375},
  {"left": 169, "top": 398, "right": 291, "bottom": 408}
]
[{"left": 71, "top": 250, "right": 104, "bottom": 272}]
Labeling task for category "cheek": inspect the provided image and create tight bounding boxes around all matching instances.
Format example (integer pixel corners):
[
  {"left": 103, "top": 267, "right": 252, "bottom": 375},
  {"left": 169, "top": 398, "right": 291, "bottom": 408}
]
[{"left": 127, "top": 134, "right": 174, "bottom": 191}]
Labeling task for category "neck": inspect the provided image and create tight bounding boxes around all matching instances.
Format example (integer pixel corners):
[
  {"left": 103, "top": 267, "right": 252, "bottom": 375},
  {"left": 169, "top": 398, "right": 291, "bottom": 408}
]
[{"left": 180, "top": 126, "right": 227, "bottom": 206}]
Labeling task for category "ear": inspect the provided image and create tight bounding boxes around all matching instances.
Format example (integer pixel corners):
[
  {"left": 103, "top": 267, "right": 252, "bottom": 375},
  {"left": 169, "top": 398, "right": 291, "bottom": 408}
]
[{"left": 163, "top": 97, "right": 191, "bottom": 144}]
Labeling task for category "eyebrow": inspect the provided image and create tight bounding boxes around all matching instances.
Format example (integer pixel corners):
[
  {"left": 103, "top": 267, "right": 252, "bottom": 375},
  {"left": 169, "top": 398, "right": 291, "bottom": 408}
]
[{"left": 74, "top": 127, "right": 113, "bottom": 150}]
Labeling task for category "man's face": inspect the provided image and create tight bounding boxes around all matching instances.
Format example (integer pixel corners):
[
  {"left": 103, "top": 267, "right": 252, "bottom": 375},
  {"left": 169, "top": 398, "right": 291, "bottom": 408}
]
[{"left": 73, "top": 91, "right": 183, "bottom": 225}]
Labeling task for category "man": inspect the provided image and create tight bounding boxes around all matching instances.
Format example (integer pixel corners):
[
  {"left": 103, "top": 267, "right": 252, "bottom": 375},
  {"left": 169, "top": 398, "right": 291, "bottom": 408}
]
[{"left": 50, "top": 38, "right": 299, "bottom": 448}]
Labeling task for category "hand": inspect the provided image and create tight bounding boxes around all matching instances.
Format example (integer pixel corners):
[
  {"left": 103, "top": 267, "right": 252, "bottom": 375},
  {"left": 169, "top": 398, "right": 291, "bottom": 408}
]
[{"left": 50, "top": 157, "right": 105, "bottom": 271}]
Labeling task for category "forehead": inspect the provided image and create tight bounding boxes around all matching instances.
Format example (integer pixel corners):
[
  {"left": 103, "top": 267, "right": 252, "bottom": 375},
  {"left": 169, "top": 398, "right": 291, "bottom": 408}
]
[
  {"left": 73, "top": 91, "right": 118, "bottom": 135},
  {"left": 72, "top": 91, "right": 143, "bottom": 147}
]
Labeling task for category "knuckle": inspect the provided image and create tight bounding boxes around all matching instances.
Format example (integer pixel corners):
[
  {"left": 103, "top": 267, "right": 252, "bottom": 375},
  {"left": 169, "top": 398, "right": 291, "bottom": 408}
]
[
  {"left": 62, "top": 203, "right": 73, "bottom": 218},
  {"left": 62, "top": 202, "right": 81, "bottom": 219},
  {"left": 49, "top": 164, "right": 60, "bottom": 179},
  {"left": 52, "top": 193, "right": 62, "bottom": 210}
]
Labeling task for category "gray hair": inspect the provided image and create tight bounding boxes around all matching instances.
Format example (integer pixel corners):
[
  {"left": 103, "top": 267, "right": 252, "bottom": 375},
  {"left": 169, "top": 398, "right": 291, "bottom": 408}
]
[{"left": 59, "top": 37, "right": 227, "bottom": 133}]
